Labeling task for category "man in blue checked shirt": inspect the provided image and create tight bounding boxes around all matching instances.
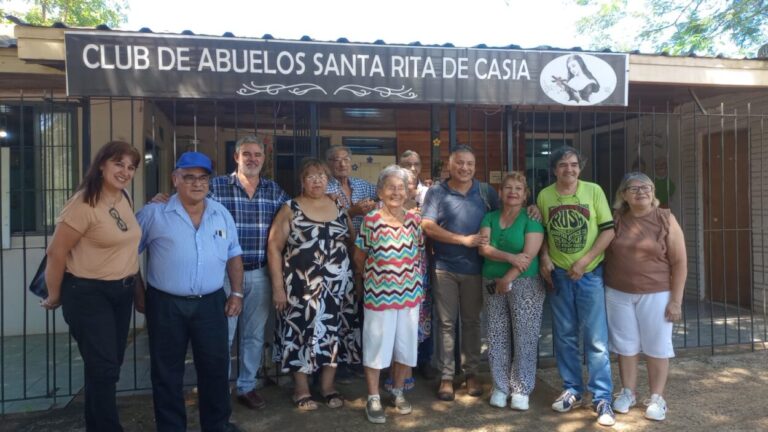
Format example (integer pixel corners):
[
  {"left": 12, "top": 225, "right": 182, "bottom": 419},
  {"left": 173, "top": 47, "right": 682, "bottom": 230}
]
[
  {"left": 210, "top": 135, "right": 290, "bottom": 410},
  {"left": 137, "top": 151, "right": 243, "bottom": 432},
  {"left": 325, "top": 146, "right": 377, "bottom": 232}
]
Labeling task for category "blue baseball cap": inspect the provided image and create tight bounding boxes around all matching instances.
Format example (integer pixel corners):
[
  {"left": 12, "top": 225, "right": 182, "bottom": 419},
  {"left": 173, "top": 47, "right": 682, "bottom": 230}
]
[{"left": 175, "top": 152, "right": 213, "bottom": 174}]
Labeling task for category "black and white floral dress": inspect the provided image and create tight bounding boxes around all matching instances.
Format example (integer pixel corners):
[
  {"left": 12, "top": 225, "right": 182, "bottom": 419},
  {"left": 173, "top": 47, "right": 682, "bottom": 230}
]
[{"left": 273, "top": 200, "right": 361, "bottom": 373}]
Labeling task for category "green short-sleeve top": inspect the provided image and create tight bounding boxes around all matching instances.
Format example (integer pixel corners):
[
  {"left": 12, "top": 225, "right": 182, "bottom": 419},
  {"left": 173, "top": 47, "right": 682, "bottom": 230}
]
[{"left": 480, "top": 210, "right": 544, "bottom": 279}]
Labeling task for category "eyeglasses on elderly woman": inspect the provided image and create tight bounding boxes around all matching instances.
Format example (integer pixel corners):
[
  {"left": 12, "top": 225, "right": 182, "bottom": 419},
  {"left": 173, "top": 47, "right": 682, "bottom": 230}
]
[{"left": 625, "top": 184, "right": 653, "bottom": 194}]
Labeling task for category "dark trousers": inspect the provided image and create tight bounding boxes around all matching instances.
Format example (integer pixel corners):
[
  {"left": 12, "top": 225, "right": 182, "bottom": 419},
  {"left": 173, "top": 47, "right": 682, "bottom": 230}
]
[
  {"left": 61, "top": 274, "right": 134, "bottom": 432},
  {"left": 146, "top": 286, "right": 231, "bottom": 432},
  {"left": 417, "top": 334, "right": 434, "bottom": 366}
]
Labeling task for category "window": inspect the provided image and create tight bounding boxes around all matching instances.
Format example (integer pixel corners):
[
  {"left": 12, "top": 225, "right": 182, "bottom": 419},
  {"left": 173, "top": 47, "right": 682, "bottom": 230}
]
[{"left": 0, "top": 103, "right": 77, "bottom": 235}]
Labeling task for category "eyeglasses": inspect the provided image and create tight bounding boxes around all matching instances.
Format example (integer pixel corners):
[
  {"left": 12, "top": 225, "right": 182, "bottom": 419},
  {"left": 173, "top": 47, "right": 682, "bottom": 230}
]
[
  {"left": 330, "top": 157, "right": 352, "bottom": 164},
  {"left": 180, "top": 174, "right": 210, "bottom": 185},
  {"left": 305, "top": 174, "right": 328, "bottom": 182},
  {"left": 384, "top": 185, "right": 406, "bottom": 193},
  {"left": 109, "top": 208, "right": 128, "bottom": 232},
  {"left": 626, "top": 185, "right": 653, "bottom": 194}
]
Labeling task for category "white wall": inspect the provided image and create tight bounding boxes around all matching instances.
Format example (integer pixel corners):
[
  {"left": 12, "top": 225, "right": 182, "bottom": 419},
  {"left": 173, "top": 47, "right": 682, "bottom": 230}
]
[{"left": 1, "top": 99, "right": 147, "bottom": 335}]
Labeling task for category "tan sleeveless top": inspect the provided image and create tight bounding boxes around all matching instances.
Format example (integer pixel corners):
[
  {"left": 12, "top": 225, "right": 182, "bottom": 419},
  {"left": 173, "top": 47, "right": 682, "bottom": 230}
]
[{"left": 604, "top": 207, "right": 671, "bottom": 294}]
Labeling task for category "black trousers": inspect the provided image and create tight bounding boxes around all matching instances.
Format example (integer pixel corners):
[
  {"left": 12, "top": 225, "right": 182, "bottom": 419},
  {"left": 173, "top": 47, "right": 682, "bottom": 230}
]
[
  {"left": 61, "top": 273, "right": 134, "bottom": 432},
  {"left": 146, "top": 286, "right": 231, "bottom": 432}
]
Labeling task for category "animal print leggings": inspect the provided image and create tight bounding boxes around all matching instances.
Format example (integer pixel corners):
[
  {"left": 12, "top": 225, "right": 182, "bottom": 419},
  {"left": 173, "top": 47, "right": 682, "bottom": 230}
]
[{"left": 483, "top": 276, "right": 546, "bottom": 396}]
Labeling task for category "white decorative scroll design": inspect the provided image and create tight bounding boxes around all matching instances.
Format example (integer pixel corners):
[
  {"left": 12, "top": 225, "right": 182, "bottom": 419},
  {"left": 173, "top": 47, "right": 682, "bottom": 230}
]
[
  {"left": 236, "top": 83, "right": 327, "bottom": 96},
  {"left": 334, "top": 85, "right": 418, "bottom": 99}
]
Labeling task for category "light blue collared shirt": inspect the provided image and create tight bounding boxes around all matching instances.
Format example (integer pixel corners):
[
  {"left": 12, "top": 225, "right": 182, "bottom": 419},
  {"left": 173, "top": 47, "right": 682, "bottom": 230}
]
[{"left": 137, "top": 194, "right": 242, "bottom": 296}]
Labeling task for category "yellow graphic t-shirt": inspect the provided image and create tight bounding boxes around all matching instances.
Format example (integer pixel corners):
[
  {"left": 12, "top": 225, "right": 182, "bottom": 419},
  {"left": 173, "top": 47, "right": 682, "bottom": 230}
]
[{"left": 536, "top": 180, "right": 613, "bottom": 272}]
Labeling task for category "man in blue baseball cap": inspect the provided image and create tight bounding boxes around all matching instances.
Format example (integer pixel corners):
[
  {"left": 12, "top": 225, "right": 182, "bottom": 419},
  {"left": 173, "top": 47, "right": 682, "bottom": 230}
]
[
  {"left": 175, "top": 150, "right": 214, "bottom": 173},
  {"left": 137, "top": 151, "right": 244, "bottom": 432}
]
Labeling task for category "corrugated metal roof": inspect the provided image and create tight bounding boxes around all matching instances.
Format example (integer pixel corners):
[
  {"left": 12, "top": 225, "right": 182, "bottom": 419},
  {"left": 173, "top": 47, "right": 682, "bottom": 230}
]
[
  {"left": 0, "top": 35, "right": 15, "bottom": 48},
  {"left": 2, "top": 15, "right": 759, "bottom": 60}
]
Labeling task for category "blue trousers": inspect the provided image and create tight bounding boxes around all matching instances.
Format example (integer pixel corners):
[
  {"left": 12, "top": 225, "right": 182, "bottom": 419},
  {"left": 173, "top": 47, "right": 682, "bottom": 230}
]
[
  {"left": 549, "top": 265, "right": 613, "bottom": 403},
  {"left": 225, "top": 267, "right": 271, "bottom": 395},
  {"left": 146, "top": 286, "right": 231, "bottom": 432}
]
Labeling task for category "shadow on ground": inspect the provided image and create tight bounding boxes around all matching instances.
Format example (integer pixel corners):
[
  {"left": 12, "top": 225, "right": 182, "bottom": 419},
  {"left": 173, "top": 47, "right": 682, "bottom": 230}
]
[{"left": 2, "top": 350, "right": 766, "bottom": 432}]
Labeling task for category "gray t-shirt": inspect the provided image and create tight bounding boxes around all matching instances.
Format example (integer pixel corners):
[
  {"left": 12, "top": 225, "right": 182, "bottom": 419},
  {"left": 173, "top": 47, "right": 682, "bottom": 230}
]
[{"left": 422, "top": 179, "right": 499, "bottom": 275}]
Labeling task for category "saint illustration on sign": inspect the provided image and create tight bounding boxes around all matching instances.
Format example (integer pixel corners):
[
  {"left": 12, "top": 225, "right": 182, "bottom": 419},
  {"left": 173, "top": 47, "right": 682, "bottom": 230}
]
[
  {"left": 540, "top": 54, "right": 618, "bottom": 106},
  {"left": 551, "top": 55, "right": 600, "bottom": 104}
]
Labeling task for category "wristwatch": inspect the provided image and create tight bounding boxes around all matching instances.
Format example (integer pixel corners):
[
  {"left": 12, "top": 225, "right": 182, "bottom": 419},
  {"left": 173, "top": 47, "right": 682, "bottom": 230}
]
[{"left": 230, "top": 291, "right": 244, "bottom": 298}]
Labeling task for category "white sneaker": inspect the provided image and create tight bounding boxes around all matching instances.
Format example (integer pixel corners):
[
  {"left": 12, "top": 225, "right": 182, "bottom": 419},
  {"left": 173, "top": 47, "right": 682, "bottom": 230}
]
[
  {"left": 489, "top": 389, "right": 508, "bottom": 408},
  {"left": 612, "top": 388, "right": 637, "bottom": 414},
  {"left": 644, "top": 394, "right": 667, "bottom": 421},
  {"left": 552, "top": 390, "right": 583, "bottom": 412},
  {"left": 510, "top": 393, "right": 529, "bottom": 411},
  {"left": 595, "top": 400, "right": 616, "bottom": 426}
]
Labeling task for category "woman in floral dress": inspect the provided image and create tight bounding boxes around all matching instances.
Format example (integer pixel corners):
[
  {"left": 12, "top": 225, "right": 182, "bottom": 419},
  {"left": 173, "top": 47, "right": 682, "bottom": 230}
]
[{"left": 268, "top": 158, "right": 360, "bottom": 411}]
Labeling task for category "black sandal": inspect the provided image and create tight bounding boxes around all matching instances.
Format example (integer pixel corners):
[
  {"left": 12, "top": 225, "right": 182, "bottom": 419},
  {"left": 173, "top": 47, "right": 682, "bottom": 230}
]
[{"left": 323, "top": 392, "right": 344, "bottom": 409}]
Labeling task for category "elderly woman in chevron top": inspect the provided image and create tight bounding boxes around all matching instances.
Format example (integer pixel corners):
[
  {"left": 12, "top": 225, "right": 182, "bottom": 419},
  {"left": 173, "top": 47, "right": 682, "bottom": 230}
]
[{"left": 354, "top": 164, "right": 424, "bottom": 424}]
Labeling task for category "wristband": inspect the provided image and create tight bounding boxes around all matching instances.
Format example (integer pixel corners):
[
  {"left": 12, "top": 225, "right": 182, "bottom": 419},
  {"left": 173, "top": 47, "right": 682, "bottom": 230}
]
[{"left": 230, "top": 291, "right": 244, "bottom": 299}]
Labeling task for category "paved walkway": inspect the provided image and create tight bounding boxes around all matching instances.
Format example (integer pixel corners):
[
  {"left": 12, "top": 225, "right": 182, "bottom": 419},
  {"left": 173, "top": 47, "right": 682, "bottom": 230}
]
[{"left": 2, "top": 349, "right": 767, "bottom": 432}]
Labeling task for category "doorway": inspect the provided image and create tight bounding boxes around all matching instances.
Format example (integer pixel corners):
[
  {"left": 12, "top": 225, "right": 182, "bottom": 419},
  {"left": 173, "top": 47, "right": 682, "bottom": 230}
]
[{"left": 702, "top": 129, "right": 752, "bottom": 308}]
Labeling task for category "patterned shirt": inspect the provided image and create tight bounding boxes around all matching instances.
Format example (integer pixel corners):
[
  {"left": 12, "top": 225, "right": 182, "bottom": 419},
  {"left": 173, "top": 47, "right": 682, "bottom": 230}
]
[
  {"left": 326, "top": 176, "right": 377, "bottom": 232},
  {"left": 209, "top": 173, "right": 290, "bottom": 268},
  {"left": 355, "top": 210, "right": 424, "bottom": 311}
]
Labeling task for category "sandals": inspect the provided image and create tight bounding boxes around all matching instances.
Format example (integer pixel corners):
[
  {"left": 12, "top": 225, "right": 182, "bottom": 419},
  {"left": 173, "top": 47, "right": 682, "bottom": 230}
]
[
  {"left": 323, "top": 392, "right": 345, "bottom": 409},
  {"left": 293, "top": 395, "right": 319, "bottom": 411},
  {"left": 294, "top": 392, "right": 344, "bottom": 410}
]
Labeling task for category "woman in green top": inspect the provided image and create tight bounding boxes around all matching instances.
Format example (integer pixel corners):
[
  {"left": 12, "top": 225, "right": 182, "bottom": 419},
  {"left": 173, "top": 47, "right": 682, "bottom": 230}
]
[{"left": 478, "top": 172, "right": 545, "bottom": 411}]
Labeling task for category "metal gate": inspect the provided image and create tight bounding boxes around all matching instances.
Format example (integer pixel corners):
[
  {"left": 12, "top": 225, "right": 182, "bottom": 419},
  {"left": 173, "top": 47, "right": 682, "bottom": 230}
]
[{"left": 1, "top": 95, "right": 766, "bottom": 413}]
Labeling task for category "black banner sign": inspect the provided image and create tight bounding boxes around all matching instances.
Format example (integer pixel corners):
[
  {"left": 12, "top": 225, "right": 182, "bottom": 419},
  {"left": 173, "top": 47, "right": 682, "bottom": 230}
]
[{"left": 65, "top": 32, "right": 629, "bottom": 106}]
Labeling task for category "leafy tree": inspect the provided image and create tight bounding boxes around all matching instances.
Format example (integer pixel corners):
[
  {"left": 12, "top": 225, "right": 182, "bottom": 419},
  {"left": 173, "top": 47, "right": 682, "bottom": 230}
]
[
  {"left": 2, "top": 0, "right": 129, "bottom": 28},
  {"left": 573, "top": 0, "right": 768, "bottom": 56}
]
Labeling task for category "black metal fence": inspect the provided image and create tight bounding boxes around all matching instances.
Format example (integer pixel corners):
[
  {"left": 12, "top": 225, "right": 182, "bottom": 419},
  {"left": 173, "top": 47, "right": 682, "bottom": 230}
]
[{"left": 1, "top": 95, "right": 766, "bottom": 413}]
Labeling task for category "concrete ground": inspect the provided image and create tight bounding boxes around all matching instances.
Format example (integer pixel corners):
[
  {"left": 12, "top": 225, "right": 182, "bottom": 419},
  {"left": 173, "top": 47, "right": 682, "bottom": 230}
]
[{"left": 2, "top": 349, "right": 767, "bottom": 432}]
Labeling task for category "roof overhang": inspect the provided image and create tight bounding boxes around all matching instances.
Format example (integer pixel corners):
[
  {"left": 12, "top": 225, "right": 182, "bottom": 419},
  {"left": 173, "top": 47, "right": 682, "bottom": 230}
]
[{"left": 10, "top": 25, "right": 768, "bottom": 89}]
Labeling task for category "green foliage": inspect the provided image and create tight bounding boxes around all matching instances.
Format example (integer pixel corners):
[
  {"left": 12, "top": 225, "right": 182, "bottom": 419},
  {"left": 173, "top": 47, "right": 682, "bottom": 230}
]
[
  {"left": 574, "top": 0, "right": 768, "bottom": 56},
  {"left": 3, "top": 0, "right": 129, "bottom": 28}
]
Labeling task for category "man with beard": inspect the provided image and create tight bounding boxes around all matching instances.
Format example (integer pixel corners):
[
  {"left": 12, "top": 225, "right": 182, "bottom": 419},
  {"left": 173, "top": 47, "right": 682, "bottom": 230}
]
[{"left": 210, "top": 135, "right": 290, "bottom": 409}]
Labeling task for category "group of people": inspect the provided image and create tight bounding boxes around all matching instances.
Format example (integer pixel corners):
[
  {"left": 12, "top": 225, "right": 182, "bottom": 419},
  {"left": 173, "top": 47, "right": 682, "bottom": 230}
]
[{"left": 40, "top": 136, "right": 686, "bottom": 431}]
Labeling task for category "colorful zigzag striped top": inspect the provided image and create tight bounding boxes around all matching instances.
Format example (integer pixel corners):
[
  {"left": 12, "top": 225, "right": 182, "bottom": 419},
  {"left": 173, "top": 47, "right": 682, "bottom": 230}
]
[{"left": 356, "top": 209, "right": 424, "bottom": 311}]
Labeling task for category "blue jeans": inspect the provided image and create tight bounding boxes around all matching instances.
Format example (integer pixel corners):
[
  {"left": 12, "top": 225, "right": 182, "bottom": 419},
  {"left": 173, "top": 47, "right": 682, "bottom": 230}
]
[
  {"left": 225, "top": 267, "right": 271, "bottom": 395},
  {"left": 549, "top": 265, "right": 613, "bottom": 403}
]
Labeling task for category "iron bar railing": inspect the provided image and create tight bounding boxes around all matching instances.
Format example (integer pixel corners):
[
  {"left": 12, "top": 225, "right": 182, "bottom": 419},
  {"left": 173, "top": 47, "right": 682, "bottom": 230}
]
[{"left": 0, "top": 96, "right": 767, "bottom": 414}]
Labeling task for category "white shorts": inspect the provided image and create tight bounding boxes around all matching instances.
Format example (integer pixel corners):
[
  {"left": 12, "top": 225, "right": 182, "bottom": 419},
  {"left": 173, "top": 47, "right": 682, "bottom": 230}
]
[
  {"left": 605, "top": 286, "right": 675, "bottom": 359},
  {"left": 362, "top": 306, "right": 419, "bottom": 369}
]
